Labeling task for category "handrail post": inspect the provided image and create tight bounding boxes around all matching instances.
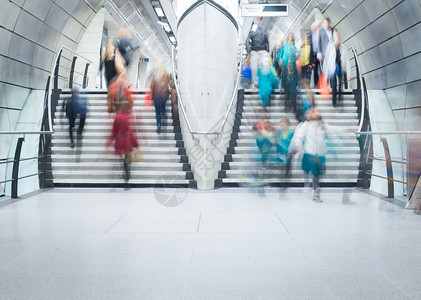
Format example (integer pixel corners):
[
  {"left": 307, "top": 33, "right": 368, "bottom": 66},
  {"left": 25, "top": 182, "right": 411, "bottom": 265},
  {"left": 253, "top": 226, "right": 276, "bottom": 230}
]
[
  {"left": 381, "top": 137, "right": 394, "bottom": 198},
  {"left": 69, "top": 56, "right": 77, "bottom": 89},
  {"left": 83, "top": 63, "right": 90, "bottom": 89},
  {"left": 11, "top": 137, "right": 25, "bottom": 199},
  {"left": 54, "top": 49, "right": 62, "bottom": 90}
]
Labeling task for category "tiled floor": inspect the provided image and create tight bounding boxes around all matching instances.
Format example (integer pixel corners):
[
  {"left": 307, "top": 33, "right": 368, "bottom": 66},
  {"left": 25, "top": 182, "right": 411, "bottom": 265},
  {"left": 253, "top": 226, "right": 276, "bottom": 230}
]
[{"left": 0, "top": 187, "right": 420, "bottom": 299}]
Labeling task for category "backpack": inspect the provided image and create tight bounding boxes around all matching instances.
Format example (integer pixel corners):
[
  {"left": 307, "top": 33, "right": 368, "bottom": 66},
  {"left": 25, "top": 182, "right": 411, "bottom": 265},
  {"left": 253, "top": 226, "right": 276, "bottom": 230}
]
[{"left": 75, "top": 94, "right": 87, "bottom": 115}]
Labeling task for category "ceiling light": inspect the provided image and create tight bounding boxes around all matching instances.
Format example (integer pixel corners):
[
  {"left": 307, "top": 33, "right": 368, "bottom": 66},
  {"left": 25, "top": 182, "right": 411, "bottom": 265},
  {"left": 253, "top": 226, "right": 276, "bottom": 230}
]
[
  {"left": 169, "top": 36, "right": 177, "bottom": 44},
  {"left": 154, "top": 7, "right": 164, "bottom": 17}
]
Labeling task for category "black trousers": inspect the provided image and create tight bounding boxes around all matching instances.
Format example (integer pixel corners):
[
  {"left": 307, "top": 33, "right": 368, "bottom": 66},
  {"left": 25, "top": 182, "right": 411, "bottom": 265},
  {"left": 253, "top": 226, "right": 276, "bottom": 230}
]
[
  {"left": 330, "top": 73, "right": 342, "bottom": 107},
  {"left": 313, "top": 59, "right": 320, "bottom": 87}
]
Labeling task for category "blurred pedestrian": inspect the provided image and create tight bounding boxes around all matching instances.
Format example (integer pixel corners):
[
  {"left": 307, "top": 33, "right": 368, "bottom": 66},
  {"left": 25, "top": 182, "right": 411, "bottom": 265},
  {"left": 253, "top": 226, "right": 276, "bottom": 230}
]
[
  {"left": 296, "top": 79, "right": 315, "bottom": 122},
  {"left": 241, "top": 56, "right": 252, "bottom": 89},
  {"left": 276, "top": 117, "right": 294, "bottom": 181},
  {"left": 100, "top": 40, "right": 118, "bottom": 88},
  {"left": 107, "top": 73, "right": 133, "bottom": 113},
  {"left": 289, "top": 108, "right": 326, "bottom": 202},
  {"left": 257, "top": 55, "right": 279, "bottom": 108},
  {"left": 323, "top": 29, "right": 351, "bottom": 108},
  {"left": 310, "top": 22, "right": 320, "bottom": 87},
  {"left": 253, "top": 114, "right": 274, "bottom": 170},
  {"left": 150, "top": 61, "right": 174, "bottom": 133},
  {"left": 63, "top": 87, "right": 87, "bottom": 149},
  {"left": 106, "top": 100, "right": 139, "bottom": 187},
  {"left": 277, "top": 33, "right": 300, "bottom": 113},
  {"left": 115, "top": 27, "right": 135, "bottom": 67},
  {"left": 300, "top": 34, "right": 316, "bottom": 81},
  {"left": 317, "top": 17, "right": 333, "bottom": 66},
  {"left": 271, "top": 37, "right": 283, "bottom": 87},
  {"left": 246, "top": 17, "right": 269, "bottom": 88}
]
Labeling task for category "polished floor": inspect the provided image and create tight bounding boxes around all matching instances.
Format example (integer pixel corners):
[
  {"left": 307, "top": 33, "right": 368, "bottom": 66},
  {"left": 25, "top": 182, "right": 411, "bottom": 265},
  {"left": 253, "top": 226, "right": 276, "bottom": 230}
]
[{"left": 0, "top": 187, "right": 420, "bottom": 299}]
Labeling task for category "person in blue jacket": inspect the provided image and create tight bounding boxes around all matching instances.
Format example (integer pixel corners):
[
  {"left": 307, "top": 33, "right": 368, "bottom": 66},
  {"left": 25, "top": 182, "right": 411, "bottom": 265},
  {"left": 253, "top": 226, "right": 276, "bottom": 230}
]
[{"left": 257, "top": 56, "right": 279, "bottom": 109}]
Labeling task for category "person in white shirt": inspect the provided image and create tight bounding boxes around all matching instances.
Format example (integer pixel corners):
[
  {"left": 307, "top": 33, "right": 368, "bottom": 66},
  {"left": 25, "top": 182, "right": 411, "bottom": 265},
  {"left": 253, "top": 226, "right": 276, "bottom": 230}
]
[{"left": 289, "top": 108, "right": 355, "bottom": 204}]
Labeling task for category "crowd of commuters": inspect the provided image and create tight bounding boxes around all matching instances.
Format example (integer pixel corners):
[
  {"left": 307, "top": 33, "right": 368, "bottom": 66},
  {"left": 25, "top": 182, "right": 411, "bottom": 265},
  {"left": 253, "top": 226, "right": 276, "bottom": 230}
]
[
  {"left": 100, "top": 27, "right": 175, "bottom": 186},
  {"left": 245, "top": 17, "right": 354, "bottom": 204}
]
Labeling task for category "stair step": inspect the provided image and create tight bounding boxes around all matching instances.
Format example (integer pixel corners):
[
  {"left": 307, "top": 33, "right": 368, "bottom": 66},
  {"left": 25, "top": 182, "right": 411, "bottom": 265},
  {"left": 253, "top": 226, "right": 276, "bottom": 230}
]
[
  {"left": 222, "top": 177, "right": 358, "bottom": 184},
  {"left": 52, "top": 162, "right": 184, "bottom": 171},
  {"left": 228, "top": 161, "right": 359, "bottom": 170},
  {"left": 52, "top": 178, "right": 190, "bottom": 185},
  {"left": 51, "top": 146, "right": 179, "bottom": 154},
  {"left": 50, "top": 154, "right": 182, "bottom": 162}
]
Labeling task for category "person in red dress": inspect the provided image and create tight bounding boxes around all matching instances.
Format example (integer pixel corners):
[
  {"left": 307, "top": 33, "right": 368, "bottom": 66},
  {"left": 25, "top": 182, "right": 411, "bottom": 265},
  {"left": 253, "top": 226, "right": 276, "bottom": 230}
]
[{"left": 106, "top": 100, "right": 139, "bottom": 186}]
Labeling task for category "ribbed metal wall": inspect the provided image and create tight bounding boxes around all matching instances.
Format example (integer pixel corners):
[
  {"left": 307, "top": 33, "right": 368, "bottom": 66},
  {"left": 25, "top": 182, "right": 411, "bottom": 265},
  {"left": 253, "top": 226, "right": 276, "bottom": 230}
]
[
  {"left": 0, "top": 0, "right": 101, "bottom": 128},
  {"left": 267, "top": 0, "right": 421, "bottom": 131}
]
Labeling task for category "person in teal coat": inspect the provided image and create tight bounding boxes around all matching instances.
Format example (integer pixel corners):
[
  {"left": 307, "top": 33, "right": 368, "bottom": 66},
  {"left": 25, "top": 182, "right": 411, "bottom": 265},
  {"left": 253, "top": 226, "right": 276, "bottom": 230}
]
[
  {"left": 257, "top": 56, "right": 279, "bottom": 108},
  {"left": 277, "top": 33, "right": 300, "bottom": 113}
]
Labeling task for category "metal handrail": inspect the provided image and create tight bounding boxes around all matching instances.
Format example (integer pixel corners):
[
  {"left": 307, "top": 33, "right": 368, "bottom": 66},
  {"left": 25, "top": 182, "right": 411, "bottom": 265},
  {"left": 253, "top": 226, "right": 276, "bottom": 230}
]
[
  {"left": 48, "top": 45, "right": 93, "bottom": 132},
  {"left": 356, "top": 131, "right": 421, "bottom": 135},
  {"left": 171, "top": 44, "right": 245, "bottom": 140},
  {"left": 346, "top": 46, "right": 365, "bottom": 133},
  {"left": 0, "top": 131, "right": 53, "bottom": 135}
]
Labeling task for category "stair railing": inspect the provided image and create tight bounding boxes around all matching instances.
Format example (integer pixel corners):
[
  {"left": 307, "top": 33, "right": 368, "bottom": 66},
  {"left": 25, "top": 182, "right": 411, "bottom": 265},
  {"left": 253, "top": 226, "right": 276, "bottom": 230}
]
[
  {"left": 346, "top": 45, "right": 366, "bottom": 133},
  {"left": 355, "top": 131, "right": 421, "bottom": 204},
  {"left": 171, "top": 44, "right": 246, "bottom": 142},
  {"left": 0, "top": 46, "right": 93, "bottom": 198},
  {"left": 48, "top": 46, "right": 93, "bottom": 132}
]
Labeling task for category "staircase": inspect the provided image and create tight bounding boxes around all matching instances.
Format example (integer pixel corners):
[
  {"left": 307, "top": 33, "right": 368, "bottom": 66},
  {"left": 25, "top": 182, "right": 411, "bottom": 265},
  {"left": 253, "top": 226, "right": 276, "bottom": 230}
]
[
  {"left": 50, "top": 90, "right": 196, "bottom": 188},
  {"left": 216, "top": 89, "right": 360, "bottom": 187}
]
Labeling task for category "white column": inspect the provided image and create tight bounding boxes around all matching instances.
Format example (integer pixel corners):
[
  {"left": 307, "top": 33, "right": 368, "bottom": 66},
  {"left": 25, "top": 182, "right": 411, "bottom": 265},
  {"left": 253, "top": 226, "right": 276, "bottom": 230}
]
[{"left": 177, "top": 1, "right": 238, "bottom": 189}]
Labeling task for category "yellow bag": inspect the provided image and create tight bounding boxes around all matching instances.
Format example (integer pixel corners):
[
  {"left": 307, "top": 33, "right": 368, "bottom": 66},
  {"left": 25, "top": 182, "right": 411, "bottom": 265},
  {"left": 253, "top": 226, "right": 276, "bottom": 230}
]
[{"left": 125, "top": 148, "right": 143, "bottom": 164}]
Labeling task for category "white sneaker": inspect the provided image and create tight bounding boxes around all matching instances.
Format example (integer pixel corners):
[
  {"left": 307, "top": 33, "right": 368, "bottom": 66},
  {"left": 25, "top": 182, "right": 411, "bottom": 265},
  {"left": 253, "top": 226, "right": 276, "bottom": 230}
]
[{"left": 312, "top": 190, "right": 323, "bottom": 203}]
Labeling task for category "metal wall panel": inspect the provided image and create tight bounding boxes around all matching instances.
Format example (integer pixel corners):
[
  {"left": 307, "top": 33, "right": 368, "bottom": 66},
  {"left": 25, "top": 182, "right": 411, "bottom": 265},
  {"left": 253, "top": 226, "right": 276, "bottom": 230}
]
[
  {"left": 334, "top": 16, "right": 354, "bottom": 41},
  {"left": 400, "top": 22, "right": 421, "bottom": 57},
  {"left": 386, "top": 0, "right": 403, "bottom": 8},
  {"left": 348, "top": 5, "right": 371, "bottom": 33},
  {"left": 406, "top": 81, "right": 421, "bottom": 108},
  {"left": 405, "top": 53, "right": 421, "bottom": 82},
  {"left": 379, "top": 35, "right": 403, "bottom": 65},
  {"left": 361, "top": 46, "right": 383, "bottom": 73},
  {"left": 385, "top": 85, "right": 407, "bottom": 110},
  {"left": 385, "top": 60, "right": 407, "bottom": 88},
  {"left": 0, "top": 83, "right": 6, "bottom": 107},
  {"left": 14, "top": 10, "right": 43, "bottom": 41},
  {"left": 55, "top": 0, "right": 79, "bottom": 13},
  {"left": 54, "top": 35, "right": 76, "bottom": 52},
  {"left": 45, "top": 3, "right": 70, "bottom": 32},
  {"left": 29, "top": 67, "right": 49, "bottom": 90},
  {"left": 364, "top": 68, "right": 386, "bottom": 90},
  {"left": 336, "top": 0, "right": 360, "bottom": 15},
  {"left": 314, "top": 0, "right": 335, "bottom": 11},
  {"left": 36, "top": 24, "right": 61, "bottom": 50},
  {"left": 0, "top": 56, "right": 7, "bottom": 83},
  {"left": 23, "top": 0, "right": 53, "bottom": 21},
  {"left": 356, "top": 25, "right": 379, "bottom": 52},
  {"left": 392, "top": 0, "right": 421, "bottom": 32},
  {"left": 8, "top": 34, "right": 36, "bottom": 65},
  {"left": 62, "top": 17, "right": 84, "bottom": 41},
  {"left": 6, "top": 59, "right": 31, "bottom": 87},
  {"left": 362, "top": 0, "right": 390, "bottom": 22},
  {"left": 72, "top": 0, "right": 94, "bottom": 25},
  {"left": 5, "top": 84, "right": 31, "bottom": 110},
  {"left": 0, "top": 27, "right": 12, "bottom": 56},
  {"left": 402, "top": 108, "right": 421, "bottom": 131},
  {"left": 0, "top": 0, "right": 20, "bottom": 30},
  {"left": 325, "top": 0, "right": 345, "bottom": 25},
  {"left": 32, "top": 45, "right": 54, "bottom": 71},
  {"left": 11, "top": 0, "right": 25, "bottom": 6},
  {"left": 371, "top": 12, "right": 398, "bottom": 44}
]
